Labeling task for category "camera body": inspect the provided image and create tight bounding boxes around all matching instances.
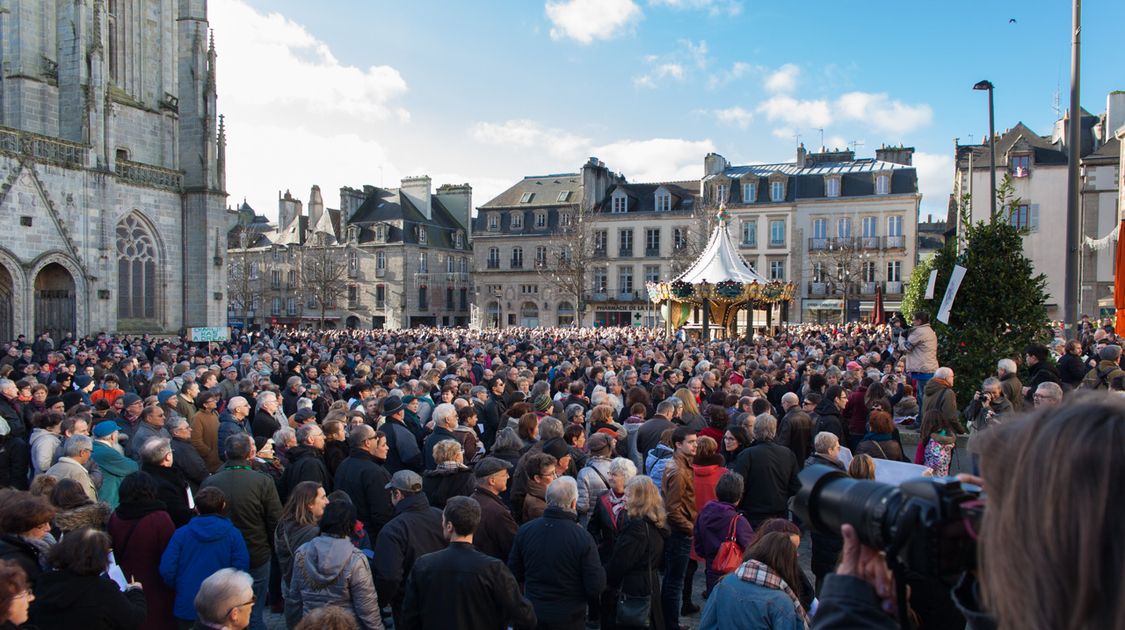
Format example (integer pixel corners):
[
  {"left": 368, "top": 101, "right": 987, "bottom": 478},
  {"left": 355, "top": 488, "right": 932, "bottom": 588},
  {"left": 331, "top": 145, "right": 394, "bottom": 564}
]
[{"left": 794, "top": 466, "right": 983, "bottom": 579}]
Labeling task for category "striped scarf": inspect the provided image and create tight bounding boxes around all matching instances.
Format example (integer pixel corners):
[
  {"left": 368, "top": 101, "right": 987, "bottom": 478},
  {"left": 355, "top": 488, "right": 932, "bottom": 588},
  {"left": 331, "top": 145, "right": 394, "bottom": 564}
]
[{"left": 735, "top": 559, "right": 810, "bottom": 628}]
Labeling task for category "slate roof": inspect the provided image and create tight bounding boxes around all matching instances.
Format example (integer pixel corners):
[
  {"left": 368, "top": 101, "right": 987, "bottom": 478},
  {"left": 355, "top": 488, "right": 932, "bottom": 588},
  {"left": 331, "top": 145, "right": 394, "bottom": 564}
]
[
  {"left": 479, "top": 174, "right": 582, "bottom": 208},
  {"left": 348, "top": 187, "right": 468, "bottom": 250},
  {"left": 704, "top": 158, "right": 918, "bottom": 202},
  {"left": 594, "top": 180, "right": 698, "bottom": 214},
  {"left": 1083, "top": 136, "right": 1120, "bottom": 163}
]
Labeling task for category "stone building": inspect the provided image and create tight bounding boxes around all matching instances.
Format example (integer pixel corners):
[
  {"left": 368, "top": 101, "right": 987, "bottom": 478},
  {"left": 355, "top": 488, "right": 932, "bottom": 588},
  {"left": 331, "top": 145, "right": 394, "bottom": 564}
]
[
  {"left": 227, "top": 178, "right": 472, "bottom": 330},
  {"left": 0, "top": 0, "right": 228, "bottom": 340},
  {"left": 473, "top": 158, "right": 700, "bottom": 328},
  {"left": 952, "top": 91, "right": 1123, "bottom": 317},
  {"left": 702, "top": 146, "right": 921, "bottom": 323}
]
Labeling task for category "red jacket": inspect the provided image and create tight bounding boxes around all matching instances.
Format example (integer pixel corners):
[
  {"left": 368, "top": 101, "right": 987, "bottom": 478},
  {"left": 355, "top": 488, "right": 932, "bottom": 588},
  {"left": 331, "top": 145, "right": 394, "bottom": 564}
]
[{"left": 843, "top": 386, "right": 868, "bottom": 437}]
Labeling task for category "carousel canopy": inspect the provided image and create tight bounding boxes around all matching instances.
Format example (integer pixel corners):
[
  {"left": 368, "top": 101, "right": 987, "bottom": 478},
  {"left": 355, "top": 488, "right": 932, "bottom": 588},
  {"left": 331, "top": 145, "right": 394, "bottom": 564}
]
[{"left": 674, "top": 215, "right": 768, "bottom": 285}]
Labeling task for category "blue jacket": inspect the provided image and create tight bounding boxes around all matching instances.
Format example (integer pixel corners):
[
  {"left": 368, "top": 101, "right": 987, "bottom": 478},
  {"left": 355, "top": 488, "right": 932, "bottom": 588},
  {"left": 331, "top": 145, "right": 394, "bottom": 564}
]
[
  {"left": 90, "top": 440, "right": 139, "bottom": 508},
  {"left": 699, "top": 571, "right": 808, "bottom": 630},
  {"left": 160, "top": 514, "right": 250, "bottom": 620}
]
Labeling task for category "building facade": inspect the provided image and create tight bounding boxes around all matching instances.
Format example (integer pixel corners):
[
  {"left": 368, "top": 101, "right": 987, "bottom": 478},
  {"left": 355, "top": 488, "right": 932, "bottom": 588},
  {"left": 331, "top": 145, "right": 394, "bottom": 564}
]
[
  {"left": 227, "top": 178, "right": 472, "bottom": 330},
  {"left": 703, "top": 146, "right": 921, "bottom": 323},
  {"left": 952, "top": 91, "right": 1123, "bottom": 317},
  {"left": 473, "top": 158, "right": 701, "bottom": 328},
  {"left": 0, "top": 0, "right": 228, "bottom": 340}
]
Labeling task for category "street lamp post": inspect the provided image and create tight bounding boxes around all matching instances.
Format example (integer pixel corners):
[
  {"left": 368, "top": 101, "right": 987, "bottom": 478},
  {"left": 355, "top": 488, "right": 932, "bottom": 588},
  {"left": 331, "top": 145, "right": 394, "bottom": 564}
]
[{"left": 973, "top": 80, "right": 997, "bottom": 219}]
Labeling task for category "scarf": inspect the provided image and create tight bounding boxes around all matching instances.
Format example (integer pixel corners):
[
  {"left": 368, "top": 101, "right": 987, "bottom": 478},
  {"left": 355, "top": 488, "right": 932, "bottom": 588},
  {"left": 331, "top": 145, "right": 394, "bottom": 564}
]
[
  {"left": 602, "top": 490, "right": 627, "bottom": 525},
  {"left": 861, "top": 432, "right": 894, "bottom": 442},
  {"left": 930, "top": 376, "right": 953, "bottom": 390},
  {"left": 735, "top": 559, "right": 810, "bottom": 628}
]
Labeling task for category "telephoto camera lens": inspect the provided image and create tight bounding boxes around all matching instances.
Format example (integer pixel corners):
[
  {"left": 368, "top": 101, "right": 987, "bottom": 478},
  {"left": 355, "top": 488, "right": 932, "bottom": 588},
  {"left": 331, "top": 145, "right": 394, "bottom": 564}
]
[{"left": 792, "top": 465, "right": 903, "bottom": 549}]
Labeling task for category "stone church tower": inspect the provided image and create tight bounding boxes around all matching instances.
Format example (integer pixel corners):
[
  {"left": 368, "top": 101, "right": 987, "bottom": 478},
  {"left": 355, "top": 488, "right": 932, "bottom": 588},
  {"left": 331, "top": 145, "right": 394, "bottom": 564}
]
[{"left": 0, "top": 0, "right": 228, "bottom": 340}]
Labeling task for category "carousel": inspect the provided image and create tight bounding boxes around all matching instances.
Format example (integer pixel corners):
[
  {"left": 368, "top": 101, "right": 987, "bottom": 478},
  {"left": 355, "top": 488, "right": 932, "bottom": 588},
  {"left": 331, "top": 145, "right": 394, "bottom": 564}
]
[{"left": 647, "top": 207, "right": 796, "bottom": 339}]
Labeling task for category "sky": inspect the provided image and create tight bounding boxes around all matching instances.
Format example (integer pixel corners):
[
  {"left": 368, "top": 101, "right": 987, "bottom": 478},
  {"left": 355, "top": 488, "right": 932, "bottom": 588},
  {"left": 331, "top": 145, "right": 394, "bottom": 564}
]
[{"left": 210, "top": 0, "right": 1124, "bottom": 225}]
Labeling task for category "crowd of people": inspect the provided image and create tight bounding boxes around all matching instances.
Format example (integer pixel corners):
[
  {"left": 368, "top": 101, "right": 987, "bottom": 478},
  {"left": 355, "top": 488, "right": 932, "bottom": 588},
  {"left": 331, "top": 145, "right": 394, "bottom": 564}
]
[{"left": 0, "top": 311, "right": 1120, "bottom": 630}]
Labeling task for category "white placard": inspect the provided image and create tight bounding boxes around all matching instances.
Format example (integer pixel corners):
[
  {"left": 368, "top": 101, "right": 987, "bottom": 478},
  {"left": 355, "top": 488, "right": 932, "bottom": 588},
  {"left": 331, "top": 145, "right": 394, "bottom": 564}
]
[
  {"left": 106, "top": 551, "right": 129, "bottom": 591},
  {"left": 924, "top": 269, "right": 938, "bottom": 300},
  {"left": 189, "top": 327, "right": 229, "bottom": 342},
  {"left": 873, "top": 458, "right": 932, "bottom": 485},
  {"left": 936, "top": 265, "right": 967, "bottom": 324}
]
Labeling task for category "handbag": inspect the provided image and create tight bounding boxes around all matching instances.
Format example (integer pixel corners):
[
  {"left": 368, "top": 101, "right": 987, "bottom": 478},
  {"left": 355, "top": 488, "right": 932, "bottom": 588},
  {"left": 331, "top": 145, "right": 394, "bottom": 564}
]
[
  {"left": 616, "top": 524, "right": 653, "bottom": 627},
  {"left": 712, "top": 514, "right": 744, "bottom": 575}
]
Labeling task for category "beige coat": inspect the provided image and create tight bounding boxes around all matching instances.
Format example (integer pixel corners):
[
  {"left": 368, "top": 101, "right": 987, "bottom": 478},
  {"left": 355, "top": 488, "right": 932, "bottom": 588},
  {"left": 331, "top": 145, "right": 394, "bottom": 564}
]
[
  {"left": 903, "top": 324, "right": 939, "bottom": 374},
  {"left": 45, "top": 456, "right": 98, "bottom": 502}
]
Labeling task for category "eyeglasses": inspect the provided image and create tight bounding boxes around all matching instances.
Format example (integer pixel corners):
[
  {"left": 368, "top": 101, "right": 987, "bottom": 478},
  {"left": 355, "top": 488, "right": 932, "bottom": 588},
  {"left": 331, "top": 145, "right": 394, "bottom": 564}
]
[{"left": 227, "top": 595, "right": 257, "bottom": 616}]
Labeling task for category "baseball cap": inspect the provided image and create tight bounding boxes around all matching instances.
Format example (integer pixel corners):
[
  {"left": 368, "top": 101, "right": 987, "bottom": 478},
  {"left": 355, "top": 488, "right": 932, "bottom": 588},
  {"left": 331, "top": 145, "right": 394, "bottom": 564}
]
[{"left": 384, "top": 470, "right": 423, "bottom": 493}]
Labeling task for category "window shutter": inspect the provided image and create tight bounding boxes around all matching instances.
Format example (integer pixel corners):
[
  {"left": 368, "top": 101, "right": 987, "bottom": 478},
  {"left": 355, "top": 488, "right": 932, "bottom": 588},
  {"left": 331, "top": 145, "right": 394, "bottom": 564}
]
[{"left": 1029, "top": 204, "right": 1039, "bottom": 232}]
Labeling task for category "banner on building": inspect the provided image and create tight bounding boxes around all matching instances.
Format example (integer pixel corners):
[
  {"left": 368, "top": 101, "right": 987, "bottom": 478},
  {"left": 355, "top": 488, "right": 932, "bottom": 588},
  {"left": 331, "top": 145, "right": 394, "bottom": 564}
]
[{"left": 936, "top": 265, "right": 967, "bottom": 324}]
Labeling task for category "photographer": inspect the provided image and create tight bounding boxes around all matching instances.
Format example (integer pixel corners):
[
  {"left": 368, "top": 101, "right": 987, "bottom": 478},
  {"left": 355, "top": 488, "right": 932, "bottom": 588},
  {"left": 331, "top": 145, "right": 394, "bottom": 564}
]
[
  {"left": 811, "top": 395, "right": 1125, "bottom": 630},
  {"left": 963, "top": 378, "right": 1011, "bottom": 468}
]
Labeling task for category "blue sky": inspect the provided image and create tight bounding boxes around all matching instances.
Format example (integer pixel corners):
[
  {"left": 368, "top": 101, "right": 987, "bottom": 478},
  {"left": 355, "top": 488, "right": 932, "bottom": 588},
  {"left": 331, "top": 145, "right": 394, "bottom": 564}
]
[{"left": 212, "top": 0, "right": 1124, "bottom": 223}]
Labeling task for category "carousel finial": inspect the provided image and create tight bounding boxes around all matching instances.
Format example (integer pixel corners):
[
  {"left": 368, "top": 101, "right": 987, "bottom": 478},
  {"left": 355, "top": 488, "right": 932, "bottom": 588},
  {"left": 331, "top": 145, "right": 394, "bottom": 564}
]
[{"left": 717, "top": 200, "right": 730, "bottom": 225}]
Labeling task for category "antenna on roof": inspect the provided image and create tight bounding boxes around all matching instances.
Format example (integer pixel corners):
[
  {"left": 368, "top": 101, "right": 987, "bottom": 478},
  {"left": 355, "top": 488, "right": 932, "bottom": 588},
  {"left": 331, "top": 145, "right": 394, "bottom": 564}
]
[
  {"left": 793, "top": 132, "right": 802, "bottom": 147},
  {"left": 816, "top": 128, "right": 825, "bottom": 150},
  {"left": 849, "top": 140, "right": 865, "bottom": 153},
  {"left": 1052, "top": 83, "right": 1062, "bottom": 119}
]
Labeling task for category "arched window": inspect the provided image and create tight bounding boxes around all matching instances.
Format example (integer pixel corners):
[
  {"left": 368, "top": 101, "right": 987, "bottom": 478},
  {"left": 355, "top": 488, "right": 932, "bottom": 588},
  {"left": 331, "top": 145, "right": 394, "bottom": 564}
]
[{"left": 116, "top": 213, "right": 158, "bottom": 321}]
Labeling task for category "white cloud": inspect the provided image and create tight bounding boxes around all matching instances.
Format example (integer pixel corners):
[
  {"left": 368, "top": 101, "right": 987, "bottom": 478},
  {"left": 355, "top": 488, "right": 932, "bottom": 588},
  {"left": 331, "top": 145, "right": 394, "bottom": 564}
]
[
  {"left": 713, "top": 106, "right": 754, "bottom": 129},
  {"left": 634, "top": 63, "right": 686, "bottom": 88},
  {"left": 756, "top": 95, "right": 833, "bottom": 129},
  {"left": 765, "top": 63, "right": 800, "bottom": 94},
  {"left": 913, "top": 151, "right": 954, "bottom": 219},
  {"left": 836, "top": 92, "right": 933, "bottom": 135},
  {"left": 211, "top": 0, "right": 411, "bottom": 221},
  {"left": 633, "top": 39, "right": 707, "bottom": 88},
  {"left": 545, "top": 0, "right": 642, "bottom": 44},
  {"left": 707, "top": 61, "right": 753, "bottom": 89},
  {"left": 771, "top": 127, "right": 795, "bottom": 140},
  {"left": 684, "top": 40, "right": 709, "bottom": 69},
  {"left": 648, "top": 0, "right": 743, "bottom": 16},
  {"left": 469, "top": 120, "right": 591, "bottom": 161}
]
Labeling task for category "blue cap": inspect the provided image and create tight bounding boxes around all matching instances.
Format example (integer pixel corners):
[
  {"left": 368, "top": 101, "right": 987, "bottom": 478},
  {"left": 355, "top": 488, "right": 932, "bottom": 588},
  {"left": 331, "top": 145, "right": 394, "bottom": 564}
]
[{"left": 93, "top": 420, "right": 119, "bottom": 438}]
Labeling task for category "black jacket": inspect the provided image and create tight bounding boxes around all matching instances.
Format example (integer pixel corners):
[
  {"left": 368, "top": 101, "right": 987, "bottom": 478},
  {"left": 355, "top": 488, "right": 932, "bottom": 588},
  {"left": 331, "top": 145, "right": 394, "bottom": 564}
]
[
  {"left": 0, "top": 436, "right": 30, "bottom": 490},
  {"left": 251, "top": 408, "right": 280, "bottom": 440},
  {"left": 804, "top": 455, "right": 846, "bottom": 576},
  {"left": 372, "top": 492, "right": 447, "bottom": 617},
  {"left": 732, "top": 441, "right": 800, "bottom": 523},
  {"left": 141, "top": 462, "right": 194, "bottom": 527},
  {"left": 0, "top": 395, "right": 25, "bottom": 440},
  {"left": 401, "top": 542, "right": 537, "bottom": 630},
  {"left": 29, "top": 569, "right": 147, "bottom": 630},
  {"left": 474, "top": 398, "right": 502, "bottom": 450},
  {"left": 1056, "top": 353, "right": 1087, "bottom": 389},
  {"left": 382, "top": 419, "right": 423, "bottom": 475},
  {"left": 813, "top": 399, "right": 847, "bottom": 448},
  {"left": 471, "top": 487, "right": 517, "bottom": 562},
  {"left": 333, "top": 449, "right": 394, "bottom": 539},
  {"left": 635, "top": 415, "right": 675, "bottom": 465},
  {"left": 421, "top": 466, "right": 476, "bottom": 509},
  {"left": 607, "top": 516, "right": 667, "bottom": 630},
  {"left": 422, "top": 426, "right": 458, "bottom": 471},
  {"left": 1024, "top": 361, "right": 1061, "bottom": 403},
  {"left": 0, "top": 534, "right": 44, "bottom": 583},
  {"left": 508, "top": 506, "right": 606, "bottom": 624},
  {"left": 777, "top": 408, "right": 814, "bottom": 467},
  {"left": 280, "top": 445, "right": 331, "bottom": 502},
  {"left": 170, "top": 436, "right": 209, "bottom": 491}
]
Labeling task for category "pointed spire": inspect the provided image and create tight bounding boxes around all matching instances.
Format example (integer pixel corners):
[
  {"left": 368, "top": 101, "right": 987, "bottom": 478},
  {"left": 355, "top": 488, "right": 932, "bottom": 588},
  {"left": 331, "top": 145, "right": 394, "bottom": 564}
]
[
  {"left": 209, "top": 29, "right": 216, "bottom": 54},
  {"left": 218, "top": 114, "right": 226, "bottom": 144}
]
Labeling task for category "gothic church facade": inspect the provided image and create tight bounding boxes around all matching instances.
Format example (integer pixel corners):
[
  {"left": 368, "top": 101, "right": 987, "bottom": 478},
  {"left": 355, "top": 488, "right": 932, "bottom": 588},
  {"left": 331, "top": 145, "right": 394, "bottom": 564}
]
[{"left": 0, "top": 0, "right": 227, "bottom": 340}]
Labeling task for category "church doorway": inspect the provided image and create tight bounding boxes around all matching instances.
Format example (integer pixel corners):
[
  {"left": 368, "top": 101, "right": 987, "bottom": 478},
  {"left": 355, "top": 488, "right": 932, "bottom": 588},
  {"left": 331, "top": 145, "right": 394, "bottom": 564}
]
[
  {"left": 0, "top": 266, "right": 12, "bottom": 341},
  {"left": 34, "top": 263, "right": 75, "bottom": 341}
]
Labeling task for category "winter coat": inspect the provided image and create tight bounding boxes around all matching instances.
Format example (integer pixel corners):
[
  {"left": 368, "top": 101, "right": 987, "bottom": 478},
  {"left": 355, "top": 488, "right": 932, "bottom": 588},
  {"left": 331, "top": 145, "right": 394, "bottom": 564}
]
[
  {"left": 645, "top": 443, "right": 675, "bottom": 486},
  {"left": 91, "top": 440, "right": 139, "bottom": 508},
  {"left": 0, "top": 436, "right": 29, "bottom": 490},
  {"left": 421, "top": 464, "right": 476, "bottom": 510},
  {"left": 0, "top": 395, "right": 25, "bottom": 440},
  {"left": 1056, "top": 353, "right": 1087, "bottom": 389},
  {"left": 275, "top": 520, "right": 319, "bottom": 589},
  {"left": 999, "top": 372, "right": 1024, "bottom": 412},
  {"left": 280, "top": 445, "right": 331, "bottom": 502},
  {"left": 471, "top": 486, "right": 517, "bottom": 562},
  {"left": 171, "top": 436, "right": 209, "bottom": 491},
  {"left": 108, "top": 507, "right": 176, "bottom": 630},
  {"left": 55, "top": 501, "right": 111, "bottom": 535},
  {"left": 201, "top": 460, "right": 283, "bottom": 568},
  {"left": 129, "top": 421, "right": 169, "bottom": 460},
  {"left": 693, "top": 500, "right": 754, "bottom": 593},
  {"left": 662, "top": 451, "right": 697, "bottom": 535},
  {"left": 451, "top": 425, "right": 482, "bottom": 463},
  {"left": 141, "top": 462, "right": 194, "bottom": 527},
  {"left": 576, "top": 456, "right": 613, "bottom": 517},
  {"left": 286, "top": 535, "right": 384, "bottom": 630},
  {"left": 401, "top": 542, "right": 537, "bottom": 630},
  {"left": 607, "top": 516, "right": 667, "bottom": 630},
  {"left": 189, "top": 409, "right": 222, "bottom": 472},
  {"left": 509, "top": 506, "right": 606, "bottom": 625},
  {"left": 812, "top": 399, "right": 847, "bottom": 448},
  {"left": 903, "top": 323, "right": 939, "bottom": 374},
  {"left": 732, "top": 441, "right": 800, "bottom": 524},
  {"left": 252, "top": 408, "right": 280, "bottom": 440},
  {"left": 421, "top": 426, "right": 458, "bottom": 471},
  {"left": 160, "top": 514, "right": 250, "bottom": 621},
  {"left": 844, "top": 385, "right": 869, "bottom": 437},
  {"left": 587, "top": 489, "right": 627, "bottom": 564},
  {"left": 522, "top": 478, "right": 548, "bottom": 523},
  {"left": 692, "top": 455, "right": 727, "bottom": 513},
  {"left": 372, "top": 492, "right": 446, "bottom": 618},
  {"left": 29, "top": 428, "right": 61, "bottom": 478},
  {"left": 804, "top": 453, "right": 846, "bottom": 578},
  {"left": 1023, "top": 361, "right": 1061, "bottom": 404},
  {"left": 0, "top": 534, "right": 46, "bottom": 582},
  {"left": 381, "top": 419, "right": 423, "bottom": 475},
  {"left": 698, "top": 564, "right": 809, "bottom": 630},
  {"left": 333, "top": 449, "right": 394, "bottom": 539},
  {"left": 964, "top": 396, "right": 1013, "bottom": 455},
  {"left": 922, "top": 379, "right": 962, "bottom": 432},
  {"left": 44, "top": 456, "right": 97, "bottom": 502},
  {"left": 811, "top": 574, "right": 898, "bottom": 630},
  {"left": 777, "top": 409, "right": 814, "bottom": 467},
  {"left": 635, "top": 415, "right": 676, "bottom": 465},
  {"left": 216, "top": 412, "right": 250, "bottom": 460},
  {"left": 28, "top": 569, "right": 147, "bottom": 630},
  {"left": 1082, "top": 359, "right": 1125, "bottom": 390},
  {"left": 855, "top": 434, "right": 907, "bottom": 462},
  {"left": 323, "top": 439, "right": 349, "bottom": 477}
]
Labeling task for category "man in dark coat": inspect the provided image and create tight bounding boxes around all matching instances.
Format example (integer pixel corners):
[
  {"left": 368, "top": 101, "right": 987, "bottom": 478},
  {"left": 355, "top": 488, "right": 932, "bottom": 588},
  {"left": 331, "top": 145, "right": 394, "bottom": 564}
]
[
  {"left": 472, "top": 386, "right": 501, "bottom": 451},
  {"left": 0, "top": 379, "right": 26, "bottom": 440},
  {"left": 373, "top": 470, "right": 447, "bottom": 628},
  {"left": 251, "top": 391, "right": 281, "bottom": 440},
  {"left": 380, "top": 396, "right": 423, "bottom": 474},
  {"left": 334, "top": 424, "right": 394, "bottom": 540},
  {"left": 1023, "top": 344, "right": 1061, "bottom": 405},
  {"left": 814, "top": 386, "right": 849, "bottom": 448},
  {"left": 279, "top": 423, "right": 331, "bottom": 502},
  {"left": 733, "top": 415, "right": 800, "bottom": 528},
  {"left": 470, "top": 457, "right": 517, "bottom": 561},
  {"left": 139, "top": 437, "right": 195, "bottom": 527},
  {"left": 167, "top": 416, "right": 209, "bottom": 492},
  {"left": 217, "top": 396, "right": 253, "bottom": 460},
  {"left": 509, "top": 476, "right": 606, "bottom": 630},
  {"left": 400, "top": 496, "right": 536, "bottom": 630},
  {"left": 421, "top": 403, "right": 459, "bottom": 471},
  {"left": 635, "top": 400, "right": 677, "bottom": 461}
]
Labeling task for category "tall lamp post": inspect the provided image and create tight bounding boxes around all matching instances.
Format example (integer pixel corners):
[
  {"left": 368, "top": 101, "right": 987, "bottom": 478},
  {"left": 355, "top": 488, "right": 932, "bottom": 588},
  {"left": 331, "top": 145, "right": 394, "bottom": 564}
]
[{"left": 973, "top": 80, "right": 997, "bottom": 219}]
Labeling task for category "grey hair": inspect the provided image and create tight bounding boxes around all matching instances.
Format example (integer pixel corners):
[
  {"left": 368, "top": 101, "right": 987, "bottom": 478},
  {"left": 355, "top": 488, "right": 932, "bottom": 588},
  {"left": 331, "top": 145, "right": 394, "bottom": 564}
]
[
  {"left": 297, "top": 397, "right": 313, "bottom": 410},
  {"left": 997, "top": 358, "right": 1017, "bottom": 375},
  {"left": 564, "top": 404, "right": 585, "bottom": 422},
  {"left": 607, "top": 457, "right": 637, "bottom": 480},
  {"left": 166, "top": 416, "right": 190, "bottom": 432},
  {"left": 256, "top": 391, "right": 277, "bottom": 409},
  {"left": 538, "top": 416, "right": 564, "bottom": 440},
  {"left": 296, "top": 424, "right": 322, "bottom": 445},
  {"left": 545, "top": 475, "right": 578, "bottom": 510},
  {"left": 982, "top": 377, "right": 1001, "bottom": 392},
  {"left": 224, "top": 433, "right": 254, "bottom": 460},
  {"left": 781, "top": 392, "right": 799, "bottom": 407},
  {"left": 470, "top": 385, "right": 487, "bottom": 397},
  {"left": 194, "top": 568, "right": 254, "bottom": 625},
  {"left": 272, "top": 427, "right": 296, "bottom": 445},
  {"left": 492, "top": 427, "right": 524, "bottom": 452},
  {"left": 934, "top": 366, "right": 954, "bottom": 380},
  {"left": 348, "top": 423, "right": 375, "bottom": 448},
  {"left": 0, "top": 379, "right": 14, "bottom": 391},
  {"left": 141, "top": 437, "right": 173, "bottom": 465},
  {"left": 1036, "top": 382, "right": 1064, "bottom": 400},
  {"left": 656, "top": 400, "right": 677, "bottom": 416},
  {"left": 62, "top": 434, "right": 93, "bottom": 456},
  {"left": 753, "top": 414, "right": 778, "bottom": 441},
  {"left": 432, "top": 403, "right": 458, "bottom": 428},
  {"left": 814, "top": 431, "right": 840, "bottom": 454}
]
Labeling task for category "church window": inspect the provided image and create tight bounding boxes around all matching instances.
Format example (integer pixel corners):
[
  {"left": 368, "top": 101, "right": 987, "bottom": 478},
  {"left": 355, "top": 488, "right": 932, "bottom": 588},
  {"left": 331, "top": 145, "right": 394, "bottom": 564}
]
[{"left": 116, "top": 213, "right": 158, "bottom": 321}]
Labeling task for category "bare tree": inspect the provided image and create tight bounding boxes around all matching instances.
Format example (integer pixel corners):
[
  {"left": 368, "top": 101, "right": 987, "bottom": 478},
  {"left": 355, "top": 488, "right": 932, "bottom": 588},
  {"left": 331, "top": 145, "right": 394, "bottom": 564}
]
[
  {"left": 806, "top": 235, "right": 879, "bottom": 323},
  {"left": 535, "top": 205, "right": 598, "bottom": 326},
  {"left": 670, "top": 198, "right": 723, "bottom": 276},
  {"left": 226, "top": 227, "right": 264, "bottom": 325},
  {"left": 299, "top": 234, "right": 350, "bottom": 329}
]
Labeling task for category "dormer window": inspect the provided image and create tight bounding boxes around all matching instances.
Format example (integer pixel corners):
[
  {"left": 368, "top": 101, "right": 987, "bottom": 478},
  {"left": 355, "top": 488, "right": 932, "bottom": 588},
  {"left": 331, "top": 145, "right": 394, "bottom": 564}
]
[
  {"left": 716, "top": 183, "right": 728, "bottom": 203},
  {"left": 487, "top": 213, "right": 499, "bottom": 231},
  {"left": 454, "top": 231, "right": 464, "bottom": 249},
  {"left": 1010, "top": 154, "right": 1031, "bottom": 178},
  {"left": 519, "top": 192, "right": 534, "bottom": 203},
  {"left": 655, "top": 192, "right": 671, "bottom": 212},
  {"left": 825, "top": 176, "right": 841, "bottom": 198},
  {"left": 560, "top": 212, "right": 573, "bottom": 227},
  {"left": 742, "top": 182, "right": 757, "bottom": 203},
  {"left": 416, "top": 225, "right": 427, "bottom": 244},
  {"left": 770, "top": 179, "right": 785, "bottom": 202},
  {"left": 374, "top": 224, "right": 387, "bottom": 243},
  {"left": 612, "top": 193, "right": 628, "bottom": 214},
  {"left": 535, "top": 212, "right": 547, "bottom": 228},
  {"left": 557, "top": 191, "right": 571, "bottom": 202},
  {"left": 511, "top": 212, "right": 523, "bottom": 229},
  {"left": 347, "top": 226, "right": 359, "bottom": 243},
  {"left": 875, "top": 174, "right": 890, "bottom": 195}
]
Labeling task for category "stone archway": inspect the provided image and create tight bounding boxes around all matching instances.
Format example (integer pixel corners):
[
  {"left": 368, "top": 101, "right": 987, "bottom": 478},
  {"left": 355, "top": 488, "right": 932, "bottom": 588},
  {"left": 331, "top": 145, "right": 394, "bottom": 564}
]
[
  {"left": 34, "top": 263, "right": 76, "bottom": 341},
  {"left": 0, "top": 265, "right": 12, "bottom": 341}
]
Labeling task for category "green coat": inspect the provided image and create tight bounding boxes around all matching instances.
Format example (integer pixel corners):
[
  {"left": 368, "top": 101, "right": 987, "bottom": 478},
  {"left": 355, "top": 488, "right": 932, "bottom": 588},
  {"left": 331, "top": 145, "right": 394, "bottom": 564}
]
[
  {"left": 91, "top": 440, "right": 139, "bottom": 508},
  {"left": 202, "top": 460, "right": 282, "bottom": 567}
]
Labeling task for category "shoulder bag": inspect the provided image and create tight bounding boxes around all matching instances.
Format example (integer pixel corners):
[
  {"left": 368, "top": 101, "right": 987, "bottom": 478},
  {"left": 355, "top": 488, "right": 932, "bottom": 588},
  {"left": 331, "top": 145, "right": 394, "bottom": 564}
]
[
  {"left": 616, "top": 523, "right": 654, "bottom": 627},
  {"left": 712, "top": 514, "right": 744, "bottom": 575}
]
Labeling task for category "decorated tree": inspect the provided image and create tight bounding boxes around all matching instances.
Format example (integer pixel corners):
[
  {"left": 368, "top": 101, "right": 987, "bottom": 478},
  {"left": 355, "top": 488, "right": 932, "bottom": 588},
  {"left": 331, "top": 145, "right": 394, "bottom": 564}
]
[{"left": 900, "top": 254, "right": 934, "bottom": 320}]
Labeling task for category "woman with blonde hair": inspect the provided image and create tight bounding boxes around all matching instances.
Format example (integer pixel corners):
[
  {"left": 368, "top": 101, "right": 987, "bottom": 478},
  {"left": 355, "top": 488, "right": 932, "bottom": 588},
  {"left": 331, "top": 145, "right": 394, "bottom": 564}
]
[
  {"left": 607, "top": 476, "right": 668, "bottom": 629},
  {"left": 675, "top": 388, "right": 705, "bottom": 431},
  {"left": 848, "top": 453, "right": 876, "bottom": 480},
  {"left": 421, "top": 440, "right": 475, "bottom": 509}
]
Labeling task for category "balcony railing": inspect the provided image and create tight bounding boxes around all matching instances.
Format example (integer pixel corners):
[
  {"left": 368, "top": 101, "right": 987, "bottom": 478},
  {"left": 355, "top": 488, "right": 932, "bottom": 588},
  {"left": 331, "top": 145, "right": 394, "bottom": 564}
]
[
  {"left": 0, "top": 126, "right": 87, "bottom": 169},
  {"left": 809, "top": 282, "right": 828, "bottom": 296},
  {"left": 510, "top": 260, "right": 523, "bottom": 269},
  {"left": 644, "top": 248, "right": 660, "bottom": 257},
  {"left": 860, "top": 282, "right": 877, "bottom": 295},
  {"left": 617, "top": 292, "right": 635, "bottom": 301},
  {"left": 885, "top": 281, "right": 903, "bottom": 294},
  {"left": 859, "top": 236, "right": 880, "bottom": 249},
  {"left": 589, "top": 292, "right": 608, "bottom": 302},
  {"left": 117, "top": 159, "right": 183, "bottom": 191},
  {"left": 592, "top": 248, "right": 607, "bottom": 258},
  {"left": 618, "top": 248, "right": 633, "bottom": 258},
  {"left": 486, "top": 260, "right": 500, "bottom": 269},
  {"left": 884, "top": 235, "right": 906, "bottom": 249},
  {"left": 808, "top": 237, "right": 829, "bottom": 251}
]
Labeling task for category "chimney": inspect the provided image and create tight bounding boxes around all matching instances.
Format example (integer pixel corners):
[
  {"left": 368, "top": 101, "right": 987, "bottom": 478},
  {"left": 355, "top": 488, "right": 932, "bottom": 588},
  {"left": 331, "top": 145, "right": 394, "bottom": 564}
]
[
  {"left": 277, "top": 189, "right": 302, "bottom": 229},
  {"left": 435, "top": 183, "right": 473, "bottom": 234},
  {"left": 339, "top": 186, "right": 367, "bottom": 222},
  {"left": 1107, "top": 91, "right": 1125, "bottom": 139},
  {"left": 875, "top": 145, "right": 915, "bottom": 166},
  {"left": 703, "top": 152, "right": 729, "bottom": 177},
  {"left": 796, "top": 143, "right": 807, "bottom": 167},
  {"left": 308, "top": 185, "right": 324, "bottom": 226},
  {"left": 400, "top": 176, "right": 433, "bottom": 221},
  {"left": 581, "top": 157, "right": 611, "bottom": 211}
]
